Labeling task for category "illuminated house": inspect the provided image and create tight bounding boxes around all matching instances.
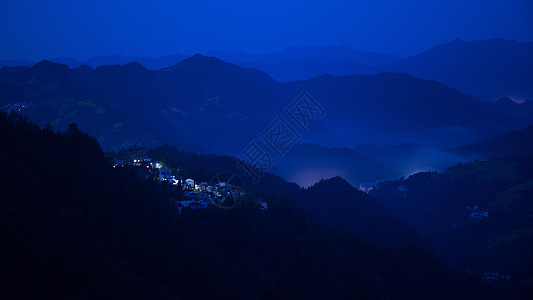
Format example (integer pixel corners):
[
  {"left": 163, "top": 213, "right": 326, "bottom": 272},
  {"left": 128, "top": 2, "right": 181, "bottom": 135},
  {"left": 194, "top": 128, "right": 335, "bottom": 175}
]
[
  {"left": 185, "top": 179, "right": 195, "bottom": 188},
  {"left": 133, "top": 156, "right": 152, "bottom": 167}
]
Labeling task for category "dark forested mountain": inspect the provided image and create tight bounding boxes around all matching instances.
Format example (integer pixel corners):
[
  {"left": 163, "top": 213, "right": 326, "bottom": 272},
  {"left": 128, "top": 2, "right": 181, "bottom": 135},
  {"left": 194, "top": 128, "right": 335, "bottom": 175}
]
[
  {"left": 452, "top": 123, "right": 533, "bottom": 158},
  {"left": 0, "top": 56, "right": 285, "bottom": 153},
  {"left": 281, "top": 72, "right": 528, "bottom": 147},
  {"left": 0, "top": 111, "right": 490, "bottom": 299},
  {"left": 372, "top": 156, "right": 533, "bottom": 298},
  {"left": 117, "top": 144, "right": 421, "bottom": 247},
  {"left": 491, "top": 98, "right": 533, "bottom": 120},
  {"left": 1, "top": 56, "right": 529, "bottom": 155},
  {"left": 384, "top": 39, "right": 533, "bottom": 101},
  {"left": 296, "top": 177, "right": 426, "bottom": 246}
]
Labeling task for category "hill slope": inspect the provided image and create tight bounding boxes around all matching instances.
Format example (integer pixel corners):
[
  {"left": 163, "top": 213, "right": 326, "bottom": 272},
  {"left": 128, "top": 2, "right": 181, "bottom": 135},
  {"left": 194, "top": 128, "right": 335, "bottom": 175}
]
[
  {"left": 116, "top": 144, "right": 421, "bottom": 247},
  {"left": 2, "top": 57, "right": 529, "bottom": 154},
  {"left": 372, "top": 156, "right": 533, "bottom": 298},
  {"left": 453, "top": 123, "right": 533, "bottom": 158},
  {"left": 0, "top": 111, "right": 485, "bottom": 298},
  {"left": 296, "top": 176, "right": 426, "bottom": 246},
  {"left": 385, "top": 39, "right": 533, "bottom": 100}
]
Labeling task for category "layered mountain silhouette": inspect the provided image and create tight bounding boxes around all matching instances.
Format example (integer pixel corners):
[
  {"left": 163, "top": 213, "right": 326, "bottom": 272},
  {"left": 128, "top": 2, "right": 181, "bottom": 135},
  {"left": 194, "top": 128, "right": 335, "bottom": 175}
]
[
  {"left": 241, "top": 39, "right": 533, "bottom": 100},
  {"left": 207, "top": 45, "right": 401, "bottom": 66},
  {"left": 3, "top": 39, "right": 531, "bottom": 101},
  {"left": 1, "top": 55, "right": 530, "bottom": 155},
  {"left": 383, "top": 39, "right": 533, "bottom": 101},
  {"left": 0, "top": 54, "right": 189, "bottom": 70}
]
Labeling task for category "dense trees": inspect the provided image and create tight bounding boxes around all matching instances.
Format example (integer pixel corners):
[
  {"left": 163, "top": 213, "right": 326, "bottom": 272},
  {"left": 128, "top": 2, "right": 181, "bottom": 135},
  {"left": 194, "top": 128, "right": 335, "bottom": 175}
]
[
  {"left": 0, "top": 111, "right": 490, "bottom": 299},
  {"left": 372, "top": 157, "right": 533, "bottom": 298}
]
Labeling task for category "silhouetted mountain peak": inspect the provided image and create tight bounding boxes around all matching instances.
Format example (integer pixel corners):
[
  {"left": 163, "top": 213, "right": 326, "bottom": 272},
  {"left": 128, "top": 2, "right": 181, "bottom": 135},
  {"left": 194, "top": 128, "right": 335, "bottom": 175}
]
[
  {"left": 123, "top": 61, "right": 148, "bottom": 71},
  {"left": 169, "top": 53, "right": 278, "bottom": 85},
  {"left": 72, "top": 64, "right": 94, "bottom": 73},
  {"left": 169, "top": 53, "right": 238, "bottom": 72},
  {"left": 179, "top": 53, "right": 222, "bottom": 64},
  {"left": 309, "top": 176, "right": 355, "bottom": 191},
  {"left": 32, "top": 60, "right": 69, "bottom": 72}
]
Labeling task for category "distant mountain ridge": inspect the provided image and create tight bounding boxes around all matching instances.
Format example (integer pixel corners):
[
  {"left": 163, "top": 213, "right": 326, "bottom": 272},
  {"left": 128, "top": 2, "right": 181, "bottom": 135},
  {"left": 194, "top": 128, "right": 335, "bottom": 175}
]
[
  {"left": 0, "top": 45, "right": 399, "bottom": 70},
  {"left": 0, "top": 53, "right": 189, "bottom": 70},
  {"left": 207, "top": 45, "right": 401, "bottom": 65},
  {"left": 1, "top": 55, "right": 531, "bottom": 154},
  {"left": 452, "top": 123, "right": 533, "bottom": 158},
  {"left": 3, "top": 38, "right": 531, "bottom": 100},
  {"left": 383, "top": 39, "right": 533, "bottom": 100}
]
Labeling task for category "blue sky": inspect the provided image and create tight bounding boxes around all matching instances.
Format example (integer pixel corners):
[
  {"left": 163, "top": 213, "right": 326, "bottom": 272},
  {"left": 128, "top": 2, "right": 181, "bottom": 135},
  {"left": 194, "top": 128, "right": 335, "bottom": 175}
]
[{"left": 1, "top": 0, "right": 532, "bottom": 60}]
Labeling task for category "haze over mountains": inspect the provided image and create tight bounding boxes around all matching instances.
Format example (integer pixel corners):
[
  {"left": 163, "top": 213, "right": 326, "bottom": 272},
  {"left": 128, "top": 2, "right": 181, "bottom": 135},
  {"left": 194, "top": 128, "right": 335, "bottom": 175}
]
[{"left": 2, "top": 39, "right": 533, "bottom": 187}]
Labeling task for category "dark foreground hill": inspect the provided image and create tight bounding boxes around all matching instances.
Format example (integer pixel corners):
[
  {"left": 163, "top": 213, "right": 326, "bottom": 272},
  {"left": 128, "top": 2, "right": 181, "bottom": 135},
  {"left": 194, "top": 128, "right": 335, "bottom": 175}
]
[
  {"left": 296, "top": 177, "right": 426, "bottom": 246},
  {"left": 372, "top": 157, "right": 533, "bottom": 298},
  {"left": 0, "top": 111, "right": 489, "bottom": 299},
  {"left": 113, "top": 145, "right": 420, "bottom": 247}
]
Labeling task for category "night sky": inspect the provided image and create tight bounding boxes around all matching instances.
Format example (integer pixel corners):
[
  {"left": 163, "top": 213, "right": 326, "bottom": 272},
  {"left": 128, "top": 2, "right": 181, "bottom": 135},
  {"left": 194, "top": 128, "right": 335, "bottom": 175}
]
[{"left": 1, "top": 0, "right": 532, "bottom": 60}]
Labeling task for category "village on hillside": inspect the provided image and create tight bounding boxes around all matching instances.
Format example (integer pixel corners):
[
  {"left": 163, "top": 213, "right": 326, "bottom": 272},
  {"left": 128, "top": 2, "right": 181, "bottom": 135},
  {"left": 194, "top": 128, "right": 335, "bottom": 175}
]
[{"left": 113, "top": 155, "right": 268, "bottom": 214}]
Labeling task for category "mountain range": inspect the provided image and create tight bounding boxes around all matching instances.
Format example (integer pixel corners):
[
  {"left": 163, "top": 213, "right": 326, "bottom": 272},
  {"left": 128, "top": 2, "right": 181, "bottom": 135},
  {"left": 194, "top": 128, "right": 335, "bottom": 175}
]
[
  {"left": 3, "top": 39, "right": 531, "bottom": 101},
  {"left": 2, "top": 55, "right": 530, "bottom": 154},
  {"left": 2, "top": 38, "right": 533, "bottom": 298},
  {"left": 382, "top": 39, "right": 533, "bottom": 101}
]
